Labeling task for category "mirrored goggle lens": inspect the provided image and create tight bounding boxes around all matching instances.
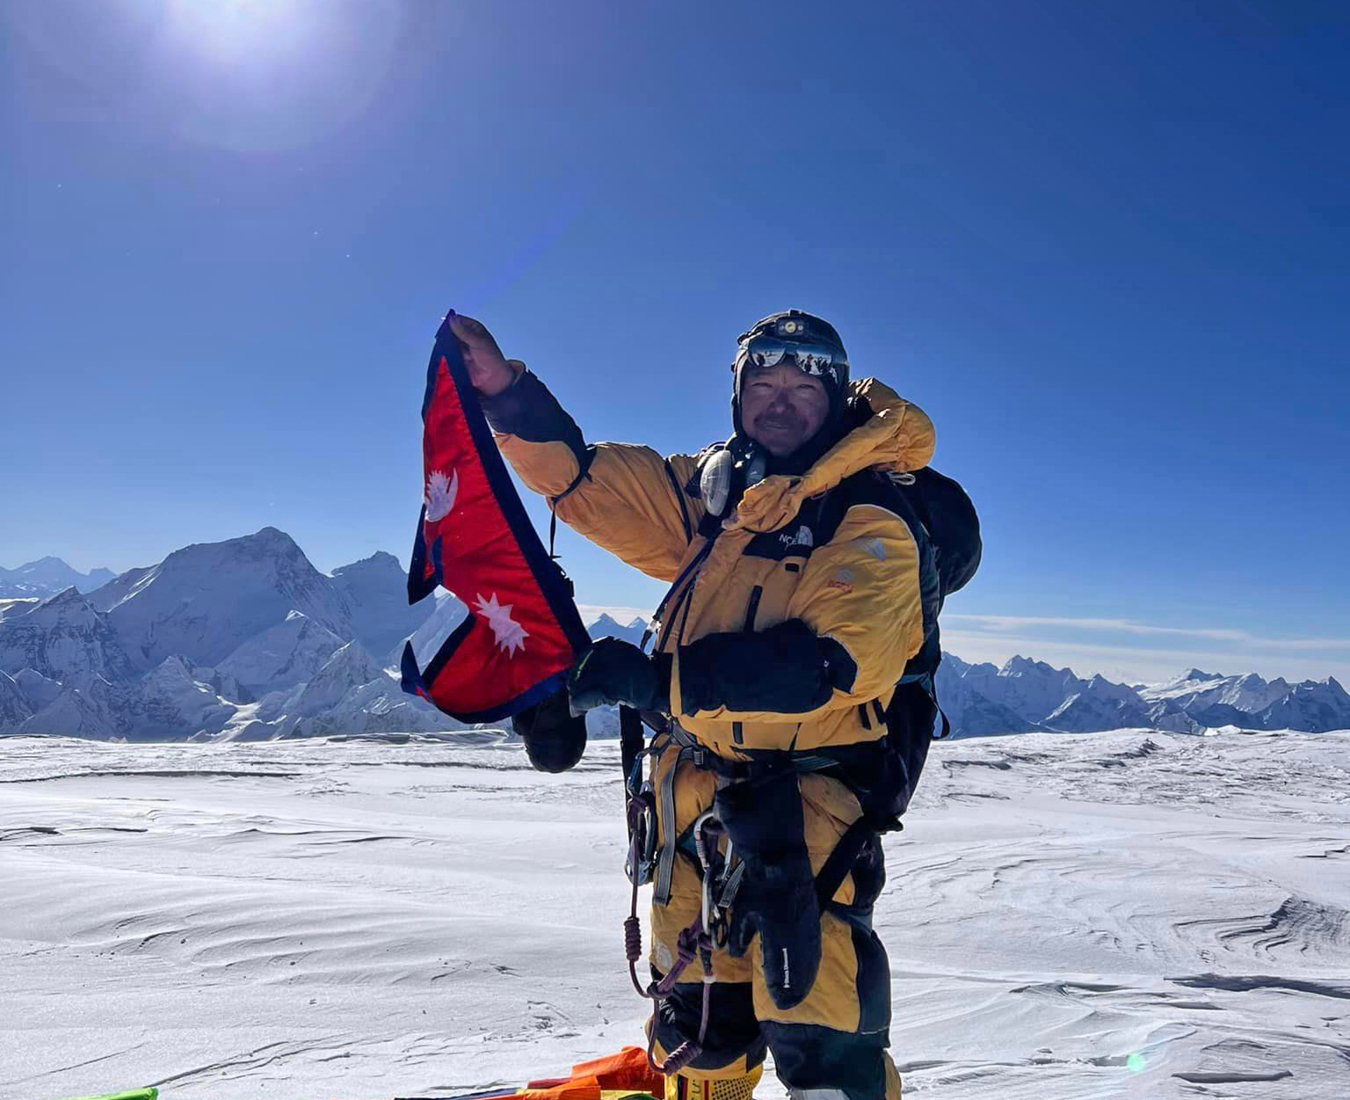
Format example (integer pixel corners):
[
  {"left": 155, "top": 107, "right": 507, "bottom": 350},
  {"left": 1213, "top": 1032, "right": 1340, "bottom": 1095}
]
[{"left": 738, "top": 336, "right": 845, "bottom": 377}]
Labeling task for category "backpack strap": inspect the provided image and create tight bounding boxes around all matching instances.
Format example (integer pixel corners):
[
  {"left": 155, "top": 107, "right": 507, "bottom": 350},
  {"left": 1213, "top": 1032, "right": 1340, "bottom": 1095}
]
[
  {"left": 918, "top": 669, "right": 952, "bottom": 740},
  {"left": 813, "top": 816, "right": 879, "bottom": 910}
]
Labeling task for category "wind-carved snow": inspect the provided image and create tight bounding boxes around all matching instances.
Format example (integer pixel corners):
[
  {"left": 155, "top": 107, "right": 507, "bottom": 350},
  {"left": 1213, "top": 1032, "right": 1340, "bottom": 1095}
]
[{"left": 1, "top": 728, "right": 1346, "bottom": 1100}]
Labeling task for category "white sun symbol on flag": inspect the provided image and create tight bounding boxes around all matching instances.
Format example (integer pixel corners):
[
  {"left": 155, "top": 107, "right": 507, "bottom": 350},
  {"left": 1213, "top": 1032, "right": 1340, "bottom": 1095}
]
[{"left": 474, "top": 592, "right": 529, "bottom": 656}]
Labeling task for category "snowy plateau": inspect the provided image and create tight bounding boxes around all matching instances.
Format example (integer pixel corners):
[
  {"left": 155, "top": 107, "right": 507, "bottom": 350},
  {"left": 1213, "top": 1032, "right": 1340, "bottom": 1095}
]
[
  {"left": 2, "top": 729, "right": 1348, "bottom": 1100},
  {"left": 2, "top": 528, "right": 1349, "bottom": 742},
  {"left": 2, "top": 532, "right": 1349, "bottom": 1100}
]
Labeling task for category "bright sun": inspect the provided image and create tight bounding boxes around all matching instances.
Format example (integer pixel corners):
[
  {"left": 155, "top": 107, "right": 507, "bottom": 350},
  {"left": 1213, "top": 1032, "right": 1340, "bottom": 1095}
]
[
  {"left": 116, "top": 0, "right": 406, "bottom": 151},
  {"left": 161, "top": 0, "right": 319, "bottom": 69}
]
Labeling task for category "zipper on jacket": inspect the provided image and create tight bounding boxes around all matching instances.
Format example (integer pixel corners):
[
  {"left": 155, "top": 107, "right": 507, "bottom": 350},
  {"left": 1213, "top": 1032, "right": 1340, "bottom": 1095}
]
[
  {"left": 743, "top": 585, "right": 764, "bottom": 632},
  {"left": 728, "top": 586, "right": 762, "bottom": 747},
  {"left": 651, "top": 538, "right": 717, "bottom": 651}
]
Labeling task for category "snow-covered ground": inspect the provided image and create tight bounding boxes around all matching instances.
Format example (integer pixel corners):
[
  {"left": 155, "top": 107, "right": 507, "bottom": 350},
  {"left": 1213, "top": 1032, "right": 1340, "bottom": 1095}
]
[{"left": 3, "top": 727, "right": 1348, "bottom": 1100}]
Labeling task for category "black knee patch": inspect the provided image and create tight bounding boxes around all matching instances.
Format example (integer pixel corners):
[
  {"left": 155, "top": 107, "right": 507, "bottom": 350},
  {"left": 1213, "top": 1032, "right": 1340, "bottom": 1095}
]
[
  {"left": 760, "top": 1022, "right": 888, "bottom": 1100},
  {"left": 651, "top": 973, "right": 767, "bottom": 1073}
]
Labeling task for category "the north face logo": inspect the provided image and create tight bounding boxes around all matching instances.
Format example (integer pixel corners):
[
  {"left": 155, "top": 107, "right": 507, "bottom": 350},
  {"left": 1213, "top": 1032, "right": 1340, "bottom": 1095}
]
[{"left": 779, "top": 526, "right": 814, "bottom": 549}]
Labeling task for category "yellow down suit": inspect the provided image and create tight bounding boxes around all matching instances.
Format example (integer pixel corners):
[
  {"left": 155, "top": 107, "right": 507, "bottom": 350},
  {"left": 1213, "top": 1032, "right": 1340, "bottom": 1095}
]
[{"left": 483, "top": 368, "right": 938, "bottom": 1100}]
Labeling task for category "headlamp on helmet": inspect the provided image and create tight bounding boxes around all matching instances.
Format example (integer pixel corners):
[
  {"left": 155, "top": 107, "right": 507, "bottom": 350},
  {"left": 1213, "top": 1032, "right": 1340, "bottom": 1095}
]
[{"left": 730, "top": 308, "right": 851, "bottom": 434}]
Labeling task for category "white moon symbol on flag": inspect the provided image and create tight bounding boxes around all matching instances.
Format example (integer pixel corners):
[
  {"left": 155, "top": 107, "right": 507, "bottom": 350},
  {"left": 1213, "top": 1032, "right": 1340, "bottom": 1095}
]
[{"left": 425, "top": 468, "right": 459, "bottom": 522}]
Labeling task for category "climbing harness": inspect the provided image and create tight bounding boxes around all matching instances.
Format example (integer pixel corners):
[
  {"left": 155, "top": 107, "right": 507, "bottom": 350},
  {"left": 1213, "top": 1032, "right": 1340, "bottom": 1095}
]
[{"left": 624, "top": 798, "right": 738, "bottom": 1074}]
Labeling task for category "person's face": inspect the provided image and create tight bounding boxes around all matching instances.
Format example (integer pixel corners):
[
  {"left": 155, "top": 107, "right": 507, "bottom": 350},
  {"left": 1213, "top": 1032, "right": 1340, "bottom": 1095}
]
[{"left": 740, "top": 360, "right": 831, "bottom": 457}]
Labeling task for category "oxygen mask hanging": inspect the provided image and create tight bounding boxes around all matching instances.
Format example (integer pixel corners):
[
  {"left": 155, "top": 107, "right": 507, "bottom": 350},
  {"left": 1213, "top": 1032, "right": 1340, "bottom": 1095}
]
[{"left": 699, "top": 436, "right": 767, "bottom": 519}]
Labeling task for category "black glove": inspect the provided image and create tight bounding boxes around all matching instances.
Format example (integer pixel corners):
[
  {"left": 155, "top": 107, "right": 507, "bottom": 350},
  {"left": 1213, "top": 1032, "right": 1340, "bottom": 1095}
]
[
  {"left": 567, "top": 638, "right": 670, "bottom": 715},
  {"left": 714, "top": 766, "right": 821, "bottom": 1010},
  {"left": 512, "top": 686, "right": 587, "bottom": 773}
]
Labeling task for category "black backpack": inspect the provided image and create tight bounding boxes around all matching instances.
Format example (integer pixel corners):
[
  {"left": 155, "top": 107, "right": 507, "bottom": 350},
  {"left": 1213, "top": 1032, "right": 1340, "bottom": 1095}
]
[
  {"left": 809, "top": 465, "right": 981, "bottom": 907},
  {"left": 871, "top": 465, "right": 981, "bottom": 819}
]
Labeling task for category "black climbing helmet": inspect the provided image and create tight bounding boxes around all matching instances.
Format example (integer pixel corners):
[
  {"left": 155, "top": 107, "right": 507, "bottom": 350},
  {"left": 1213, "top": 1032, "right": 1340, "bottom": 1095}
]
[{"left": 731, "top": 309, "right": 850, "bottom": 432}]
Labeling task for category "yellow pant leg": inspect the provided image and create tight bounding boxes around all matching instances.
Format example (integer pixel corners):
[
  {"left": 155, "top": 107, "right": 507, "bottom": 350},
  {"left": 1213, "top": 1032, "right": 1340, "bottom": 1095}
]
[
  {"left": 750, "top": 773, "right": 898, "bottom": 1100},
  {"left": 646, "top": 749, "right": 761, "bottom": 1081},
  {"left": 663, "top": 1063, "right": 764, "bottom": 1100},
  {"left": 647, "top": 754, "right": 897, "bottom": 1100}
]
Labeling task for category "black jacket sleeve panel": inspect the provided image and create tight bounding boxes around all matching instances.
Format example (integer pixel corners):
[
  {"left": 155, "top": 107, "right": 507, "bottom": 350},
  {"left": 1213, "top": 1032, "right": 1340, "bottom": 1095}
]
[
  {"left": 480, "top": 368, "right": 587, "bottom": 469},
  {"left": 677, "top": 619, "right": 858, "bottom": 716}
]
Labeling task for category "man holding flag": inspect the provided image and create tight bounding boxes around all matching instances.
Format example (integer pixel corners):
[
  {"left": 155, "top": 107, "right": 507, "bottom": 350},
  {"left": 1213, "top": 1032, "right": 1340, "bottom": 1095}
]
[{"left": 444, "top": 310, "right": 967, "bottom": 1100}]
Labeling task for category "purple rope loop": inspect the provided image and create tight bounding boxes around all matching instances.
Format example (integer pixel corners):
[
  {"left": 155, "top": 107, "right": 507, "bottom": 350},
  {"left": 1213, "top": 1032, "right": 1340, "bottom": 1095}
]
[{"left": 650, "top": 915, "right": 703, "bottom": 998}]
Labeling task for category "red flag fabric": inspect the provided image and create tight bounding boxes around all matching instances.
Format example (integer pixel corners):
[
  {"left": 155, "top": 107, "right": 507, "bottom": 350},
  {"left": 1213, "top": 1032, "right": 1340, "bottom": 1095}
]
[{"left": 401, "top": 311, "right": 590, "bottom": 721}]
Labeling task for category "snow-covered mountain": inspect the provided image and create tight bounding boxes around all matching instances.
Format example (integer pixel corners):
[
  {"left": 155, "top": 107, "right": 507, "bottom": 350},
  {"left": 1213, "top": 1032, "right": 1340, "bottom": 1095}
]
[
  {"left": 0, "top": 670, "right": 33, "bottom": 728},
  {"left": 585, "top": 613, "right": 649, "bottom": 647},
  {"left": 0, "top": 529, "right": 462, "bottom": 742},
  {"left": 254, "top": 640, "right": 458, "bottom": 740},
  {"left": 0, "top": 556, "right": 116, "bottom": 599},
  {"left": 89, "top": 527, "right": 355, "bottom": 670},
  {"left": 0, "top": 587, "right": 135, "bottom": 683},
  {"left": 932, "top": 655, "right": 1044, "bottom": 737},
  {"left": 2, "top": 530, "right": 1346, "bottom": 741},
  {"left": 1137, "top": 668, "right": 1350, "bottom": 734},
  {"left": 328, "top": 550, "right": 432, "bottom": 662},
  {"left": 938, "top": 657, "right": 1350, "bottom": 737},
  {"left": 215, "top": 610, "right": 347, "bottom": 694}
]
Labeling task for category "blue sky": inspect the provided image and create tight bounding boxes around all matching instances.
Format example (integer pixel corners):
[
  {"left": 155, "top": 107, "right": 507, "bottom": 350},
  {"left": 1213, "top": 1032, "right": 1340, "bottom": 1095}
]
[{"left": 3, "top": 0, "right": 1347, "bottom": 684}]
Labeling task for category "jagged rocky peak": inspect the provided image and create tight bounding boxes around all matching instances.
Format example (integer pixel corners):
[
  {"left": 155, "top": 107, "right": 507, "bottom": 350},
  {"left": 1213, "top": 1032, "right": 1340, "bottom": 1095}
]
[
  {"left": 0, "top": 587, "right": 135, "bottom": 683},
  {"left": 0, "top": 556, "right": 117, "bottom": 598},
  {"left": 166, "top": 527, "right": 316, "bottom": 575},
  {"left": 941, "top": 652, "right": 971, "bottom": 675},
  {"left": 329, "top": 550, "right": 429, "bottom": 661},
  {"left": 318, "top": 639, "right": 383, "bottom": 682},
  {"left": 38, "top": 586, "right": 91, "bottom": 610},
  {"left": 587, "top": 613, "right": 649, "bottom": 646},
  {"left": 280, "top": 639, "right": 394, "bottom": 724},
  {"left": 331, "top": 550, "right": 403, "bottom": 577},
  {"left": 0, "top": 670, "right": 34, "bottom": 727},
  {"left": 216, "top": 610, "right": 346, "bottom": 694},
  {"left": 1002, "top": 654, "right": 1054, "bottom": 675},
  {"left": 13, "top": 669, "right": 63, "bottom": 710}
]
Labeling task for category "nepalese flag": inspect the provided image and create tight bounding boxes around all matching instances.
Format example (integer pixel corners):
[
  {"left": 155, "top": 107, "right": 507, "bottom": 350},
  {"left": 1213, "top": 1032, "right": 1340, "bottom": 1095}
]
[{"left": 401, "top": 311, "right": 591, "bottom": 722}]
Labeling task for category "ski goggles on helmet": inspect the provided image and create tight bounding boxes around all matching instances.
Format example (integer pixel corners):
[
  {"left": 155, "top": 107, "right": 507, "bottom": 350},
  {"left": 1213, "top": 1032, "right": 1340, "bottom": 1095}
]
[{"left": 735, "top": 333, "right": 848, "bottom": 381}]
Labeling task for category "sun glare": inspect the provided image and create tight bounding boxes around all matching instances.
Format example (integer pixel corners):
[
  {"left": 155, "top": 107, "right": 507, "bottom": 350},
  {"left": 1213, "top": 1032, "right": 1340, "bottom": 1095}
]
[
  {"left": 162, "top": 0, "right": 319, "bottom": 70},
  {"left": 107, "top": 0, "right": 408, "bottom": 151}
]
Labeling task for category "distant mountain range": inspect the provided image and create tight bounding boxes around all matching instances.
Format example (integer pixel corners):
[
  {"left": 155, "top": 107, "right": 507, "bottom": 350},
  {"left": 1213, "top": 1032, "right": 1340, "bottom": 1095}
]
[
  {"left": 934, "top": 653, "right": 1349, "bottom": 736},
  {"left": 0, "top": 556, "right": 116, "bottom": 599},
  {"left": 2, "top": 537, "right": 1347, "bottom": 739}
]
